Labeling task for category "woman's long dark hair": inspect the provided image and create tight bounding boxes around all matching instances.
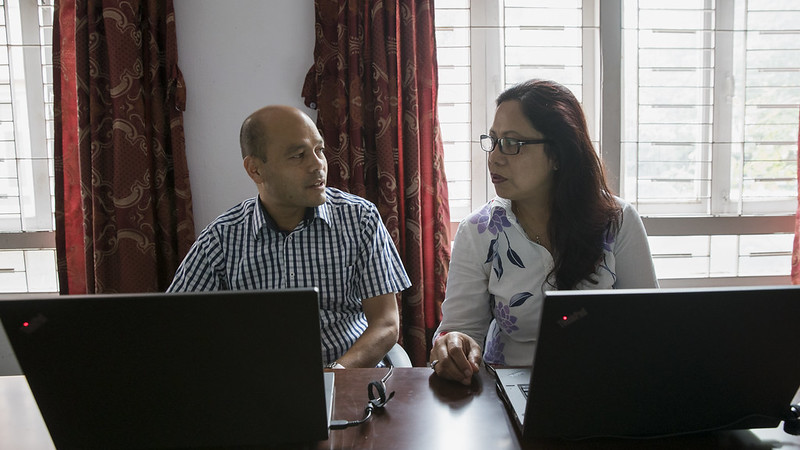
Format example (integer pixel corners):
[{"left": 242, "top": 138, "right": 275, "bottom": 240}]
[{"left": 496, "top": 79, "right": 621, "bottom": 289}]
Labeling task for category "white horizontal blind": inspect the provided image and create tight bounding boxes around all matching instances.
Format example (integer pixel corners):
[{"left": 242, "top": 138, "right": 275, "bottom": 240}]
[
  {"left": 504, "top": 0, "right": 585, "bottom": 97},
  {"left": 504, "top": 0, "right": 599, "bottom": 150},
  {"left": 0, "top": 0, "right": 57, "bottom": 293},
  {"left": 738, "top": 0, "right": 799, "bottom": 214},
  {"left": 621, "top": 0, "right": 797, "bottom": 281},
  {"left": 648, "top": 232, "right": 794, "bottom": 281},
  {"left": 621, "top": 0, "right": 716, "bottom": 215},
  {"left": 622, "top": 0, "right": 799, "bottom": 217},
  {"left": 436, "top": 0, "right": 473, "bottom": 221},
  {"left": 436, "top": 0, "right": 593, "bottom": 222}
]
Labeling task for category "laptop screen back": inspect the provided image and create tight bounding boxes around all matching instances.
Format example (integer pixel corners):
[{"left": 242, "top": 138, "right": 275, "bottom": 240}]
[
  {"left": 523, "top": 285, "right": 800, "bottom": 440},
  {"left": 0, "top": 289, "right": 329, "bottom": 449}
]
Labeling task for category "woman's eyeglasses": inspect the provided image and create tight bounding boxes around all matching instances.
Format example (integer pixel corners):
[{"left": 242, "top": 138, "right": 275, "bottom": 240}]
[{"left": 480, "top": 134, "right": 551, "bottom": 155}]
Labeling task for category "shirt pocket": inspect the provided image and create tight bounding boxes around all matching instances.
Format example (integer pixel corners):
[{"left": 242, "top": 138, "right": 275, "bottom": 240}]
[{"left": 315, "top": 264, "right": 358, "bottom": 312}]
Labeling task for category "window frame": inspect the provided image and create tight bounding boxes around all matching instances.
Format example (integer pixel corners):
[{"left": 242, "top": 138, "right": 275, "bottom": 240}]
[{"left": 0, "top": 0, "right": 57, "bottom": 294}]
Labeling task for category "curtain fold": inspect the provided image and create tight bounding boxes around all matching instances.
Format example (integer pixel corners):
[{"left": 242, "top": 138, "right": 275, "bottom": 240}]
[
  {"left": 54, "top": 0, "right": 195, "bottom": 294},
  {"left": 303, "top": 0, "right": 451, "bottom": 365},
  {"left": 793, "top": 107, "right": 799, "bottom": 284}
]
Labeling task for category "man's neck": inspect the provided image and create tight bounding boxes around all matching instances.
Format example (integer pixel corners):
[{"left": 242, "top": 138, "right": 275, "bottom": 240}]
[{"left": 259, "top": 200, "right": 310, "bottom": 232}]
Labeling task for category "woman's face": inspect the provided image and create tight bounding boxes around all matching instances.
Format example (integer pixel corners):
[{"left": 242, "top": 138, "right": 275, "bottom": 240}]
[{"left": 487, "top": 100, "right": 557, "bottom": 204}]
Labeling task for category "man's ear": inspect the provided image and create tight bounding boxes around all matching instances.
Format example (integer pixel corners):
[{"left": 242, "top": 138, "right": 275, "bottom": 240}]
[{"left": 243, "top": 156, "right": 262, "bottom": 183}]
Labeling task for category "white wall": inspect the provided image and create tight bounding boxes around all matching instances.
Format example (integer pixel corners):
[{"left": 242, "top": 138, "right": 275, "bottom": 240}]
[{"left": 173, "top": 0, "right": 316, "bottom": 231}]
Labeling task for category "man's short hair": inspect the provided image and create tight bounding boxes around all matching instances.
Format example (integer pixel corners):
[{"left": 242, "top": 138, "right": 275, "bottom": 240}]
[{"left": 239, "top": 114, "right": 269, "bottom": 161}]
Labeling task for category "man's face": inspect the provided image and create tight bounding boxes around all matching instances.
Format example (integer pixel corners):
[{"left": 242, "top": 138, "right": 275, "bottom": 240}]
[{"left": 250, "top": 112, "right": 328, "bottom": 215}]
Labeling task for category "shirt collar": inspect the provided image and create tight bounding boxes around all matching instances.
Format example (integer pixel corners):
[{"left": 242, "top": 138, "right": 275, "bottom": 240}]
[
  {"left": 251, "top": 196, "right": 333, "bottom": 238},
  {"left": 314, "top": 198, "right": 333, "bottom": 227},
  {"left": 492, "top": 196, "right": 512, "bottom": 214}
]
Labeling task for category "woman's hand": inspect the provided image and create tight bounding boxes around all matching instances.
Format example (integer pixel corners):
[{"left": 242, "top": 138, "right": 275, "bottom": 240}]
[{"left": 429, "top": 332, "right": 482, "bottom": 385}]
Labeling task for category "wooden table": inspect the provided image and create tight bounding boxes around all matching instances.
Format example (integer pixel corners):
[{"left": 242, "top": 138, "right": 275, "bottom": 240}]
[
  {"left": 2, "top": 367, "right": 799, "bottom": 449},
  {"left": 319, "top": 367, "right": 800, "bottom": 449}
]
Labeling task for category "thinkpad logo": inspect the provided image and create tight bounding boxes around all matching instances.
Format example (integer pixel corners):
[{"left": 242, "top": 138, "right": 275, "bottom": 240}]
[
  {"left": 557, "top": 307, "right": 588, "bottom": 328},
  {"left": 20, "top": 313, "right": 47, "bottom": 334}
]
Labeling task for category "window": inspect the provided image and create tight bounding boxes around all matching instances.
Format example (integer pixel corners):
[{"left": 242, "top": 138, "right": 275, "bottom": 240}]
[
  {"left": 435, "top": 0, "right": 798, "bottom": 285},
  {"left": 621, "top": 0, "right": 798, "bottom": 216},
  {"left": 0, "top": 0, "right": 57, "bottom": 294},
  {"left": 437, "top": 0, "right": 597, "bottom": 220}
]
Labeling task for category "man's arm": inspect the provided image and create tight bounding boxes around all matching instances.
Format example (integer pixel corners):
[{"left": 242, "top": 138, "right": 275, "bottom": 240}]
[
  {"left": 332, "top": 293, "right": 399, "bottom": 368},
  {"left": 167, "top": 238, "right": 221, "bottom": 292}
]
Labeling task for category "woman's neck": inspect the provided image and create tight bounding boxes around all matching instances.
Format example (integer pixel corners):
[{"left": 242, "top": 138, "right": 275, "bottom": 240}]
[{"left": 511, "top": 199, "right": 552, "bottom": 250}]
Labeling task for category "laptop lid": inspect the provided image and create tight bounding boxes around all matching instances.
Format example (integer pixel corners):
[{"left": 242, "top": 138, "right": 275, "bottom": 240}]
[
  {"left": 0, "top": 288, "right": 332, "bottom": 449},
  {"left": 500, "top": 285, "right": 800, "bottom": 440}
]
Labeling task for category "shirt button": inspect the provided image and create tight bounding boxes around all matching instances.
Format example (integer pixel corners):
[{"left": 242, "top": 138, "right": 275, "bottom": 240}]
[{"left": 289, "top": 272, "right": 295, "bottom": 278}]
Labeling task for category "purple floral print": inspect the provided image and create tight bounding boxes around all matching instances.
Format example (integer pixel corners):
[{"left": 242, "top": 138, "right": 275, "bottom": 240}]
[
  {"left": 602, "top": 227, "right": 615, "bottom": 251},
  {"left": 494, "top": 301, "right": 519, "bottom": 334},
  {"left": 470, "top": 203, "right": 512, "bottom": 235},
  {"left": 484, "top": 332, "right": 506, "bottom": 365},
  {"left": 598, "top": 227, "right": 618, "bottom": 282},
  {"left": 473, "top": 204, "right": 526, "bottom": 280}
]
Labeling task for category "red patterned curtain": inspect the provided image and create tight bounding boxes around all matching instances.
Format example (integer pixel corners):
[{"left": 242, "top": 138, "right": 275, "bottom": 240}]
[
  {"left": 793, "top": 107, "right": 800, "bottom": 284},
  {"left": 303, "top": 0, "right": 451, "bottom": 365},
  {"left": 53, "top": 0, "right": 195, "bottom": 294}
]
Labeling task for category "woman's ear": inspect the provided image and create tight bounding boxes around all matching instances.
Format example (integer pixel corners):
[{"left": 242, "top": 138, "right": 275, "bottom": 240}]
[{"left": 549, "top": 155, "right": 560, "bottom": 171}]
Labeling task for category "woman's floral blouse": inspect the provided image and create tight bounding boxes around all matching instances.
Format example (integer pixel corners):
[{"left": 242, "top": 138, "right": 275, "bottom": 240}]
[{"left": 435, "top": 196, "right": 658, "bottom": 366}]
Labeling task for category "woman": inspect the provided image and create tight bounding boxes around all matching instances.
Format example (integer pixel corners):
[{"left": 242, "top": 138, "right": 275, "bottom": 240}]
[{"left": 430, "top": 79, "right": 658, "bottom": 385}]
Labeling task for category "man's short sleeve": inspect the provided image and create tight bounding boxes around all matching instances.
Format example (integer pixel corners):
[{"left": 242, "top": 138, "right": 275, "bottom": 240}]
[{"left": 353, "top": 204, "right": 411, "bottom": 299}]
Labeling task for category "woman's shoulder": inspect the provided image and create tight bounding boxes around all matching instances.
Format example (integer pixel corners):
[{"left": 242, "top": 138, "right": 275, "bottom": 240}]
[
  {"left": 607, "top": 195, "right": 649, "bottom": 241},
  {"left": 461, "top": 197, "right": 510, "bottom": 221},
  {"left": 610, "top": 195, "right": 644, "bottom": 222},
  {"left": 458, "top": 197, "right": 512, "bottom": 232},
  {"left": 610, "top": 194, "right": 628, "bottom": 206}
]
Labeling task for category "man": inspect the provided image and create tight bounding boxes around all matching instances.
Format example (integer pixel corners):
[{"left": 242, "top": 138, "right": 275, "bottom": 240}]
[{"left": 168, "top": 105, "right": 411, "bottom": 368}]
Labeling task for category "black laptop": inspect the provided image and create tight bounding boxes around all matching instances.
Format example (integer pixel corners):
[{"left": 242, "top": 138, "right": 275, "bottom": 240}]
[
  {"left": 0, "top": 288, "right": 334, "bottom": 449},
  {"left": 494, "top": 285, "right": 800, "bottom": 440}
]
